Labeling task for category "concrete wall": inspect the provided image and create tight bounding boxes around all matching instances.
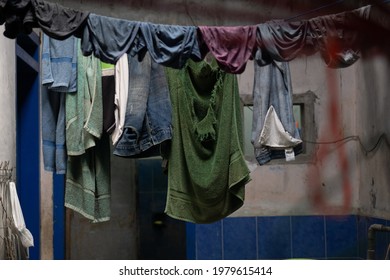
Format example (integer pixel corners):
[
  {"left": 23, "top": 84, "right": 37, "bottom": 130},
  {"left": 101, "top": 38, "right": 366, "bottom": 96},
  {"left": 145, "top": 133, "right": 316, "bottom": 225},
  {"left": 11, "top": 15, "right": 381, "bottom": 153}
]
[
  {"left": 0, "top": 25, "right": 16, "bottom": 260},
  {"left": 0, "top": 26, "right": 16, "bottom": 167},
  {"left": 355, "top": 54, "right": 390, "bottom": 219}
]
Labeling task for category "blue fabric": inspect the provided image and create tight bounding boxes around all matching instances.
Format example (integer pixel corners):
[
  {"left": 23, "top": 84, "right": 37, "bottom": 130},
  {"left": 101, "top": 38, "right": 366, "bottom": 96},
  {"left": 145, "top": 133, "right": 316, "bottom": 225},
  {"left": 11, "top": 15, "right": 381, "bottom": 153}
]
[
  {"left": 139, "top": 22, "right": 202, "bottom": 69},
  {"left": 252, "top": 49, "right": 302, "bottom": 165},
  {"left": 113, "top": 52, "right": 172, "bottom": 157},
  {"left": 81, "top": 13, "right": 142, "bottom": 64},
  {"left": 41, "top": 34, "right": 77, "bottom": 174},
  {"left": 80, "top": 14, "right": 201, "bottom": 68},
  {"left": 42, "top": 34, "right": 77, "bottom": 92},
  {"left": 41, "top": 87, "right": 66, "bottom": 174}
]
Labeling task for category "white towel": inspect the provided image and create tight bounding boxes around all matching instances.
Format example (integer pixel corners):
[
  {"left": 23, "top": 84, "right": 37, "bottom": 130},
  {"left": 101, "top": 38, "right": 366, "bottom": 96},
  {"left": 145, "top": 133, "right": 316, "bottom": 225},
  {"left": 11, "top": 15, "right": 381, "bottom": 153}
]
[{"left": 259, "top": 105, "right": 302, "bottom": 148}]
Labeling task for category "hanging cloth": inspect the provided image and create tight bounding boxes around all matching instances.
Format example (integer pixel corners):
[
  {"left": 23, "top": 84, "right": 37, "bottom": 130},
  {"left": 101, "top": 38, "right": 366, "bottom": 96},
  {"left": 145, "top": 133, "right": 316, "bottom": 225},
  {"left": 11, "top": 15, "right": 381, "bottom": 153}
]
[
  {"left": 32, "top": 0, "right": 90, "bottom": 39},
  {"left": 165, "top": 58, "right": 250, "bottom": 224},
  {"left": 256, "top": 5, "right": 371, "bottom": 68},
  {"left": 252, "top": 56, "right": 302, "bottom": 165},
  {"left": 0, "top": 0, "right": 89, "bottom": 39},
  {"left": 111, "top": 54, "right": 129, "bottom": 146},
  {"left": 65, "top": 40, "right": 111, "bottom": 223},
  {"left": 198, "top": 25, "right": 258, "bottom": 74},
  {"left": 41, "top": 34, "right": 78, "bottom": 174},
  {"left": 81, "top": 13, "right": 142, "bottom": 64},
  {"left": 256, "top": 19, "right": 314, "bottom": 65},
  {"left": 306, "top": 5, "right": 371, "bottom": 68},
  {"left": 8, "top": 182, "right": 34, "bottom": 248},
  {"left": 113, "top": 52, "right": 172, "bottom": 158},
  {"left": 259, "top": 105, "right": 302, "bottom": 148},
  {"left": 139, "top": 22, "right": 202, "bottom": 68}
]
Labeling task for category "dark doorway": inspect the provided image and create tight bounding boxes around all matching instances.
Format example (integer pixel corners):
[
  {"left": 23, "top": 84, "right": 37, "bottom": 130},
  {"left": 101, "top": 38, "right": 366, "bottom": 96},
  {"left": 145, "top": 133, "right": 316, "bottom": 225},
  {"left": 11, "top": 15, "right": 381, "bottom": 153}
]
[{"left": 136, "top": 158, "right": 186, "bottom": 260}]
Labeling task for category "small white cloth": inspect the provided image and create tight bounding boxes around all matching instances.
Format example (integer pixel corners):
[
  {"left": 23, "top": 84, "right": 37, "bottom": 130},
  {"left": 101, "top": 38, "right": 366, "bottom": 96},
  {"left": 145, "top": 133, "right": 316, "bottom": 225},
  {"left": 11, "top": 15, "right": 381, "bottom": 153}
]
[
  {"left": 9, "top": 182, "right": 34, "bottom": 248},
  {"left": 112, "top": 53, "right": 129, "bottom": 146},
  {"left": 259, "top": 105, "right": 302, "bottom": 148}
]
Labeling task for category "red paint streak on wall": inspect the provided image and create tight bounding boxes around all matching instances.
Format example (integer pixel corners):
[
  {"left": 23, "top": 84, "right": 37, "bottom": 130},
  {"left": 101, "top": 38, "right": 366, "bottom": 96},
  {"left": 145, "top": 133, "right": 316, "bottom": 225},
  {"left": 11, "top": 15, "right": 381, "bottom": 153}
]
[{"left": 308, "top": 39, "right": 352, "bottom": 214}]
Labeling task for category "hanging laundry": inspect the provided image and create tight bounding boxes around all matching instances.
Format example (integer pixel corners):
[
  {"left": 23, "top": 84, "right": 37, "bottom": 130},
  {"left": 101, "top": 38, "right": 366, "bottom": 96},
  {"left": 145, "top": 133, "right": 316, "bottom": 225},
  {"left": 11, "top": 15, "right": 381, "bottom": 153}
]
[
  {"left": 165, "top": 58, "right": 251, "bottom": 224},
  {"left": 306, "top": 5, "right": 371, "bottom": 68},
  {"left": 81, "top": 13, "right": 202, "bottom": 68},
  {"left": 65, "top": 40, "right": 111, "bottom": 223},
  {"left": 0, "top": 0, "right": 89, "bottom": 39},
  {"left": 139, "top": 22, "right": 202, "bottom": 68},
  {"left": 198, "top": 25, "right": 258, "bottom": 74},
  {"left": 0, "top": 0, "right": 33, "bottom": 39},
  {"left": 113, "top": 52, "right": 172, "bottom": 158},
  {"left": 259, "top": 105, "right": 302, "bottom": 150},
  {"left": 1, "top": 178, "right": 32, "bottom": 259},
  {"left": 42, "top": 34, "right": 77, "bottom": 92},
  {"left": 256, "top": 5, "right": 371, "bottom": 68},
  {"left": 8, "top": 181, "right": 34, "bottom": 249},
  {"left": 81, "top": 13, "right": 142, "bottom": 64},
  {"left": 41, "top": 34, "right": 77, "bottom": 174},
  {"left": 257, "top": 19, "right": 314, "bottom": 65},
  {"left": 252, "top": 50, "right": 302, "bottom": 165},
  {"left": 111, "top": 54, "right": 129, "bottom": 146},
  {"left": 41, "top": 88, "right": 66, "bottom": 174}
]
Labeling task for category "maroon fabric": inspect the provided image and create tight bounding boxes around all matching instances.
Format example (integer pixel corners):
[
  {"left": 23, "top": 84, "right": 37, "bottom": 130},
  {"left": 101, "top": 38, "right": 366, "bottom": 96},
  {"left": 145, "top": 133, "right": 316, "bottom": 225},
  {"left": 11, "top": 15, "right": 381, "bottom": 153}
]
[
  {"left": 306, "top": 5, "right": 371, "bottom": 68},
  {"left": 198, "top": 25, "right": 258, "bottom": 74}
]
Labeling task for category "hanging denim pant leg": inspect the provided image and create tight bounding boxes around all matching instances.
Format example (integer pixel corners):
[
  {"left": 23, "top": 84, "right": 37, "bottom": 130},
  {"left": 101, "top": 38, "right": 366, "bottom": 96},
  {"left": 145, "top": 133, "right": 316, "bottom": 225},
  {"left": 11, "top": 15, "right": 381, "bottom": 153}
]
[
  {"left": 113, "top": 53, "right": 151, "bottom": 156},
  {"left": 138, "top": 56, "right": 172, "bottom": 153}
]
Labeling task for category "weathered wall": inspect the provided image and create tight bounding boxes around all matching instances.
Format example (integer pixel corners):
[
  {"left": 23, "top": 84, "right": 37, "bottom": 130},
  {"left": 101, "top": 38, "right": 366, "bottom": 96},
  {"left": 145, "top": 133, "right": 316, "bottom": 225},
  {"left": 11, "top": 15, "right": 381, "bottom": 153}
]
[
  {"left": 0, "top": 26, "right": 16, "bottom": 167},
  {"left": 355, "top": 54, "right": 390, "bottom": 219},
  {"left": 0, "top": 25, "right": 16, "bottom": 260}
]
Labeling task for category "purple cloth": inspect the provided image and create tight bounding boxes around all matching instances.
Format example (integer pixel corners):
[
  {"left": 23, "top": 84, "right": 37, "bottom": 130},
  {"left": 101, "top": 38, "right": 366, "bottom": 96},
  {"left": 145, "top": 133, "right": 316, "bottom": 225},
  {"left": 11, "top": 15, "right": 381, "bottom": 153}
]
[
  {"left": 198, "top": 25, "right": 258, "bottom": 74},
  {"left": 306, "top": 5, "right": 371, "bottom": 68},
  {"left": 257, "top": 5, "right": 371, "bottom": 68},
  {"left": 256, "top": 19, "right": 314, "bottom": 65}
]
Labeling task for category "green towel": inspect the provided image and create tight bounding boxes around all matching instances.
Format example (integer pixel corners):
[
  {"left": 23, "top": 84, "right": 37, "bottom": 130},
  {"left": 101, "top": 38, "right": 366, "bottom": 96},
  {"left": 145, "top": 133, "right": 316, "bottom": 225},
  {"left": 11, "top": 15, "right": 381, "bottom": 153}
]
[
  {"left": 165, "top": 59, "right": 251, "bottom": 224},
  {"left": 65, "top": 40, "right": 111, "bottom": 223}
]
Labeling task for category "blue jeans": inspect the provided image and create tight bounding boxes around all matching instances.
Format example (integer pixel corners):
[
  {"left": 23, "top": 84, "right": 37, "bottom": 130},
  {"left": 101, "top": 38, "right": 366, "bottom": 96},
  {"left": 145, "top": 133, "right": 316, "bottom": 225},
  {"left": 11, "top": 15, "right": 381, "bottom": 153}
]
[
  {"left": 252, "top": 49, "right": 302, "bottom": 165},
  {"left": 113, "top": 52, "right": 172, "bottom": 157}
]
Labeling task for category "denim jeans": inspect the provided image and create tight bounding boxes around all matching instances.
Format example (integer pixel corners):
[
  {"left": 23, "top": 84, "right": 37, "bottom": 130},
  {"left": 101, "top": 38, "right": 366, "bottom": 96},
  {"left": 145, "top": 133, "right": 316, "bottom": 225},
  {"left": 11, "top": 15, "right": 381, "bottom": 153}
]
[
  {"left": 113, "top": 52, "right": 172, "bottom": 157},
  {"left": 252, "top": 49, "right": 302, "bottom": 165}
]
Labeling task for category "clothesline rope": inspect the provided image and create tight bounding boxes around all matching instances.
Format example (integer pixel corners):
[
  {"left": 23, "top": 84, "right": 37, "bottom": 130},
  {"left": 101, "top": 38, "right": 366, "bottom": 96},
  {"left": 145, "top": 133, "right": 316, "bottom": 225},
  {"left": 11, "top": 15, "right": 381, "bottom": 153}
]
[{"left": 285, "top": 0, "right": 345, "bottom": 21}]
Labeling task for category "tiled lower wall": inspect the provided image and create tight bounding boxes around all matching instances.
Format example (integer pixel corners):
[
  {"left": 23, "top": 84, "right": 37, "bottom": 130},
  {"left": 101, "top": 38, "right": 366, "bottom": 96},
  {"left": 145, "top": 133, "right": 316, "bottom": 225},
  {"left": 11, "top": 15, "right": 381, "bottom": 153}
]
[{"left": 186, "top": 215, "right": 390, "bottom": 260}]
